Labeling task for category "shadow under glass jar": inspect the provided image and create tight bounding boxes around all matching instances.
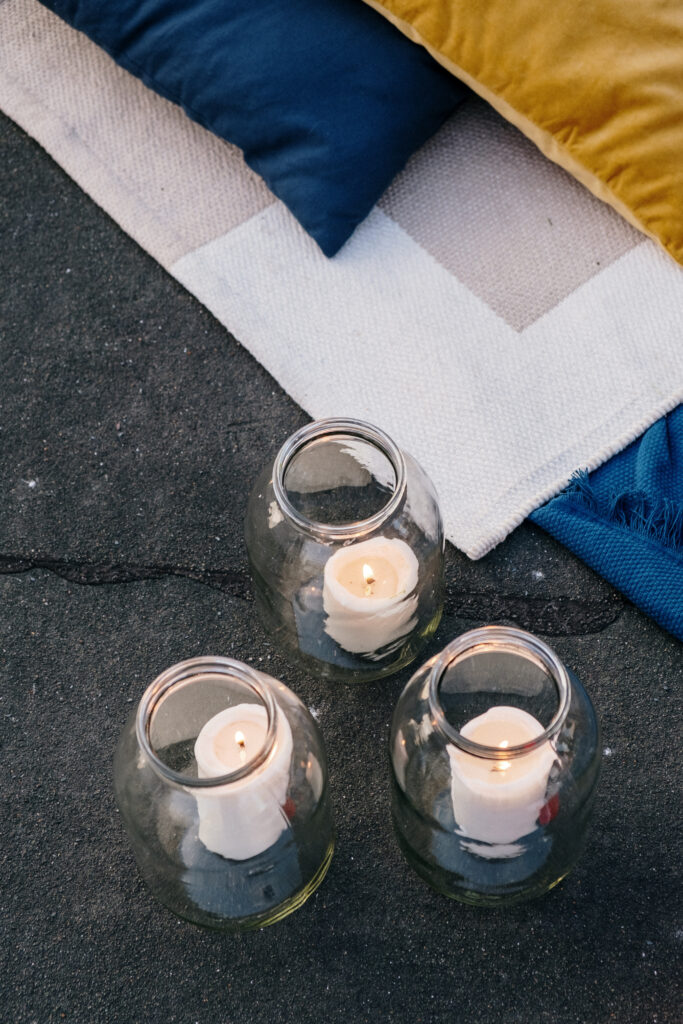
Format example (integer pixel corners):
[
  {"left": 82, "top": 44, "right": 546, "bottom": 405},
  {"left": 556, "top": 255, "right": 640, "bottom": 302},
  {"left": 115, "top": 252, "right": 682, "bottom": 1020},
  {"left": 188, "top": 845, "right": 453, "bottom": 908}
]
[
  {"left": 113, "top": 657, "right": 334, "bottom": 930},
  {"left": 390, "top": 627, "right": 601, "bottom": 906},
  {"left": 245, "top": 418, "right": 445, "bottom": 682}
]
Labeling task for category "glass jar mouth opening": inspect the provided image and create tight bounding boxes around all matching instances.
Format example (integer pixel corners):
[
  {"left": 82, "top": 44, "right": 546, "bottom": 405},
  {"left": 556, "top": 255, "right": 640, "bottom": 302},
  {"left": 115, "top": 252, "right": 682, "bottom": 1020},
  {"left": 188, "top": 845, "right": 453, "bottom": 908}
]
[
  {"left": 135, "top": 656, "right": 278, "bottom": 787},
  {"left": 428, "top": 626, "right": 571, "bottom": 759},
  {"left": 272, "top": 417, "right": 407, "bottom": 540}
]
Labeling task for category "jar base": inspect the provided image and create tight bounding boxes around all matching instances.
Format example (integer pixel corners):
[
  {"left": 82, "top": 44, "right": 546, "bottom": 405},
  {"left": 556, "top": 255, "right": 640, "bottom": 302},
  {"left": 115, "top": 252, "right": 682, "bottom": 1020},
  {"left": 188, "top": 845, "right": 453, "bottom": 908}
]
[
  {"left": 395, "top": 826, "right": 572, "bottom": 908},
  {"left": 148, "top": 837, "right": 335, "bottom": 931},
  {"left": 429, "top": 869, "right": 570, "bottom": 908}
]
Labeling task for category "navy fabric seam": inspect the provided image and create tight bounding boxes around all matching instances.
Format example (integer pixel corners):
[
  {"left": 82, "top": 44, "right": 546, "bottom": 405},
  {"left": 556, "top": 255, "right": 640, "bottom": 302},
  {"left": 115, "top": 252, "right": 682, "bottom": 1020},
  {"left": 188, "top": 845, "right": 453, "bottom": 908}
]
[{"left": 54, "top": 24, "right": 233, "bottom": 158}]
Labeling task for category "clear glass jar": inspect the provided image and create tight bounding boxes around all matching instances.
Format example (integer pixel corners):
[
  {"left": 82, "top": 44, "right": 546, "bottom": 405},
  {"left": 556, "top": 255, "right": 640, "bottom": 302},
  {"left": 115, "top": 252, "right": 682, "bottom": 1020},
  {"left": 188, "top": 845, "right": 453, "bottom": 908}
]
[
  {"left": 113, "top": 657, "right": 334, "bottom": 930},
  {"left": 390, "top": 627, "right": 601, "bottom": 906},
  {"left": 245, "top": 418, "right": 444, "bottom": 682}
]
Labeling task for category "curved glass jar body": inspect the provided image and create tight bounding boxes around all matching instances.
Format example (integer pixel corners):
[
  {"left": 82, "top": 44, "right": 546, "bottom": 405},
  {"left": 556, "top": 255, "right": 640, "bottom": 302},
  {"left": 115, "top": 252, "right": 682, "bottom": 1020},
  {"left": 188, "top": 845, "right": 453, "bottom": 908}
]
[
  {"left": 245, "top": 418, "right": 444, "bottom": 682},
  {"left": 113, "top": 657, "right": 334, "bottom": 930},
  {"left": 390, "top": 627, "right": 601, "bottom": 906}
]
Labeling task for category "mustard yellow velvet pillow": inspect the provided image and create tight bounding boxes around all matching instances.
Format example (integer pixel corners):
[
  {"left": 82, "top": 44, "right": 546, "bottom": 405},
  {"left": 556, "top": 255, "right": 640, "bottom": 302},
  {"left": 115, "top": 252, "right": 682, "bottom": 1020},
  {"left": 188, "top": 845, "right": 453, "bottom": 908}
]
[{"left": 363, "top": 0, "right": 683, "bottom": 265}]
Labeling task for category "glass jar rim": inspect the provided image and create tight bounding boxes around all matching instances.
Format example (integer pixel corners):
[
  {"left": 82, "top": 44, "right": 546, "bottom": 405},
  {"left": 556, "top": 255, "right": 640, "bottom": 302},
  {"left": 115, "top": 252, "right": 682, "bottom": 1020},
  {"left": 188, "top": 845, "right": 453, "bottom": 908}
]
[
  {"left": 135, "top": 656, "right": 278, "bottom": 787},
  {"left": 427, "top": 626, "right": 571, "bottom": 759},
  {"left": 271, "top": 417, "right": 407, "bottom": 540}
]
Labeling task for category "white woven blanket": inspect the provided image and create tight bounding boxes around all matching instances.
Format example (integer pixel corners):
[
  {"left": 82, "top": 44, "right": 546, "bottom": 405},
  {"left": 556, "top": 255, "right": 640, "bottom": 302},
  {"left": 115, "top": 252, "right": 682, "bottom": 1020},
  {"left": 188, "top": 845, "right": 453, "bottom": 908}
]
[{"left": 3, "top": 0, "right": 682, "bottom": 556}]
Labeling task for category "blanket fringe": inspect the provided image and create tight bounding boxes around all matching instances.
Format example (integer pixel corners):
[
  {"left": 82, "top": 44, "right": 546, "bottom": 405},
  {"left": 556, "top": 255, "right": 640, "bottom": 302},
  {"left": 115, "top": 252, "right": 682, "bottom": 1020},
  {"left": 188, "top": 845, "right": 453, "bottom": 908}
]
[{"left": 565, "top": 470, "right": 683, "bottom": 554}]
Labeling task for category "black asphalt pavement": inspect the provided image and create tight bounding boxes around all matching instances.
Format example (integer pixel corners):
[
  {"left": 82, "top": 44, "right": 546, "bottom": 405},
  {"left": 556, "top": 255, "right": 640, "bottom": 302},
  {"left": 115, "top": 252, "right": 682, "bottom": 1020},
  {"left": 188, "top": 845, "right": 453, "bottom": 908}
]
[{"left": 1, "top": 112, "right": 680, "bottom": 1024}]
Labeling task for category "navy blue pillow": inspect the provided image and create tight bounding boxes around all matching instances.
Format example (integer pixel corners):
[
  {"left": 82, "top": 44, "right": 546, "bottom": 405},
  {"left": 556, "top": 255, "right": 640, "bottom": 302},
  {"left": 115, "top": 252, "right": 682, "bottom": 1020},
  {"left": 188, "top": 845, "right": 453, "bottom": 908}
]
[{"left": 39, "top": 0, "right": 466, "bottom": 256}]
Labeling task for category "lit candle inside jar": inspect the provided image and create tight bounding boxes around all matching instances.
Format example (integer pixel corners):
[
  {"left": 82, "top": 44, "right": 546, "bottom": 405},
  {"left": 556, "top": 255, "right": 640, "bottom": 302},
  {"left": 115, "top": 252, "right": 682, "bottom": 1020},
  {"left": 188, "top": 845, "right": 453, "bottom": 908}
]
[
  {"left": 193, "top": 703, "right": 293, "bottom": 861},
  {"left": 448, "top": 706, "right": 556, "bottom": 847},
  {"left": 322, "top": 537, "right": 419, "bottom": 655}
]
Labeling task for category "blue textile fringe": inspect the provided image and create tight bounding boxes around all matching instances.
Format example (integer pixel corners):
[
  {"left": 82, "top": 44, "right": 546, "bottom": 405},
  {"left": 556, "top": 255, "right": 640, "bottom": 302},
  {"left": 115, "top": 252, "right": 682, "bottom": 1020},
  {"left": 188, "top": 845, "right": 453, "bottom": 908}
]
[
  {"left": 531, "top": 405, "right": 683, "bottom": 640},
  {"left": 566, "top": 471, "right": 683, "bottom": 554}
]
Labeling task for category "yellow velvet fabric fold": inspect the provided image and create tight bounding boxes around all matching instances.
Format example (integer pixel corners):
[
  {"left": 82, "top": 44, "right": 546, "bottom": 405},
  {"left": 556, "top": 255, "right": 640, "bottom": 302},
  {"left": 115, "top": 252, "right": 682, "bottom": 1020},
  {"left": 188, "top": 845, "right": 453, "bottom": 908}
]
[{"left": 363, "top": 0, "right": 683, "bottom": 265}]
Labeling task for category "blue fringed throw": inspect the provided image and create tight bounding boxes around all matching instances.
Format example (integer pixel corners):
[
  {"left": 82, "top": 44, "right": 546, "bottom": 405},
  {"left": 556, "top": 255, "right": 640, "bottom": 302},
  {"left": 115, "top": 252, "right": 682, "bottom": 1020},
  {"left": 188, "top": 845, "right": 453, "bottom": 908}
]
[{"left": 531, "top": 406, "right": 683, "bottom": 640}]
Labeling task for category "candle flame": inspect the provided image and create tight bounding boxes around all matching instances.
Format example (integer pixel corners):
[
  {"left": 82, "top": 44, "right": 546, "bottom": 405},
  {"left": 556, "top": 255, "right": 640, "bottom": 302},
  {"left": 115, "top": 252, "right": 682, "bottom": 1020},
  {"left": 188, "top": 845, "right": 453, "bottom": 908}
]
[
  {"left": 362, "top": 562, "right": 375, "bottom": 596},
  {"left": 492, "top": 740, "right": 510, "bottom": 770}
]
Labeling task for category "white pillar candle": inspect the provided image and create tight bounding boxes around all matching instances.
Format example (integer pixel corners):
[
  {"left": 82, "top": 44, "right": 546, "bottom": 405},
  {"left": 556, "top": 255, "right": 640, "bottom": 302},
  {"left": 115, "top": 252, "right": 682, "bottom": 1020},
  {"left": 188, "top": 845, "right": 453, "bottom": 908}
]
[
  {"left": 193, "top": 703, "right": 293, "bottom": 861},
  {"left": 322, "top": 536, "right": 419, "bottom": 655},
  {"left": 448, "top": 706, "right": 556, "bottom": 846}
]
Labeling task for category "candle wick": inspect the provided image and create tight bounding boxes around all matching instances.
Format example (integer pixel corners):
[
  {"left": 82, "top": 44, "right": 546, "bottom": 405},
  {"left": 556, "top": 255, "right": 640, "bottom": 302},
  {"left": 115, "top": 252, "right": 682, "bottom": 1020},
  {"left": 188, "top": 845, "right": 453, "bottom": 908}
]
[{"left": 234, "top": 729, "right": 247, "bottom": 763}]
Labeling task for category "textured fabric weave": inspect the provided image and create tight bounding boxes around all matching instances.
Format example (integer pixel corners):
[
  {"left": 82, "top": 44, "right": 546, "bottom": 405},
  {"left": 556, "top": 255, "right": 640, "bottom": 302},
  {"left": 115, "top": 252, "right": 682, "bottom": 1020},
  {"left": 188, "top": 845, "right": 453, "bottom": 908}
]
[{"left": 531, "top": 407, "right": 683, "bottom": 640}]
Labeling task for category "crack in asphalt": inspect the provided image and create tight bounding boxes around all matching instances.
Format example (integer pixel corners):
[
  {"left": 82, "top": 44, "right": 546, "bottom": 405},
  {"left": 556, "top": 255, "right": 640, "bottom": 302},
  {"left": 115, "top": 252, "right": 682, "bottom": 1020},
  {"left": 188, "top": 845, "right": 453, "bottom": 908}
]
[
  {"left": 444, "top": 589, "right": 624, "bottom": 636},
  {"left": 0, "top": 554, "right": 623, "bottom": 636},
  {"left": 0, "top": 553, "right": 252, "bottom": 601}
]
